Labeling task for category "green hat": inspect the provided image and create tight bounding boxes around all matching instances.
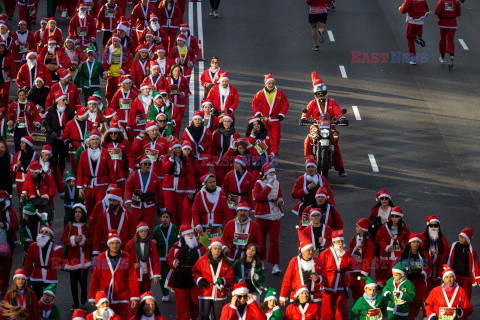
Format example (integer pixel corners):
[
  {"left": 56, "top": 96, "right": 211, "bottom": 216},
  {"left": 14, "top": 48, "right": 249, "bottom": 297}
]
[
  {"left": 86, "top": 45, "right": 95, "bottom": 53},
  {"left": 357, "top": 275, "right": 376, "bottom": 289},
  {"left": 392, "top": 261, "right": 407, "bottom": 275},
  {"left": 23, "top": 203, "right": 36, "bottom": 216},
  {"left": 264, "top": 287, "right": 278, "bottom": 302},
  {"left": 92, "top": 91, "right": 101, "bottom": 99},
  {"left": 65, "top": 170, "right": 76, "bottom": 182},
  {"left": 71, "top": 57, "right": 79, "bottom": 64},
  {"left": 152, "top": 91, "right": 161, "bottom": 100},
  {"left": 43, "top": 284, "right": 56, "bottom": 297}
]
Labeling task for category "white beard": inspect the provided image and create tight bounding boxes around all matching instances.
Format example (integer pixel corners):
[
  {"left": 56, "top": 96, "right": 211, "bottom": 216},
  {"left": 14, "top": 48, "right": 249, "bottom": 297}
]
[
  {"left": 79, "top": 12, "right": 87, "bottom": 20},
  {"left": 40, "top": 159, "right": 50, "bottom": 172},
  {"left": 306, "top": 174, "right": 319, "bottom": 185},
  {"left": 98, "top": 307, "right": 114, "bottom": 320},
  {"left": 300, "top": 257, "right": 314, "bottom": 271},
  {"left": 57, "top": 105, "right": 66, "bottom": 112},
  {"left": 204, "top": 187, "right": 220, "bottom": 204},
  {"left": 185, "top": 236, "right": 197, "bottom": 249},
  {"left": 88, "top": 111, "right": 97, "bottom": 123},
  {"left": 0, "top": 33, "right": 7, "bottom": 41},
  {"left": 47, "top": 46, "right": 56, "bottom": 55},
  {"left": 428, "top": 228, "right": 439, "bottom": 240},
  {"left": 27, "top": 59, "right": 37, "bottom": 69},
  {"left": 150, "top": 21, "right": 160, "bottom": 32},
  {"left": 140, "top": 94, "right": 153, "bottom": 110},
  {"left": 89, "top": 148, "right": 101, "bottom": 161},
  {"left": 36, "top": 235, "right": 50, "bottom": 248}
]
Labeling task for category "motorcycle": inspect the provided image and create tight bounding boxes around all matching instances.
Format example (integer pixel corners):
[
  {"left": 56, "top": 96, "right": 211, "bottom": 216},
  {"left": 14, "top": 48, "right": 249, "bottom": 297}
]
[{"left": 299, "top": 110, "right": 348, "bottom": 177}]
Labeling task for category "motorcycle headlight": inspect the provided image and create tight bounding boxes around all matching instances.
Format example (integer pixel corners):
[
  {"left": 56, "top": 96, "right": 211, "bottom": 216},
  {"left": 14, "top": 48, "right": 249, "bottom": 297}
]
[{"left": 320, "top": 129, "right": 330, "bottom": 138}]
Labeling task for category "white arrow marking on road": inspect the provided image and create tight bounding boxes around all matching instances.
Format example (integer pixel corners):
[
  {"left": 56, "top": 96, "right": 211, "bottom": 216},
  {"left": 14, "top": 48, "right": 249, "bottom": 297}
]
[
  {"left": 197, "top": 2, "right": 205, "bottom": 106},
  {"left": 339, "top": 65, "right": 347, "bottom": 78},
  {"left": 188, "top": 1, "right": 195, "bottom": 122},
  {"left": 458, "top": 39, "right": 469, "bottom": 50},
  {"left": 327, "top": 30, "right": 335, "bottom": 42},
  {"left": 352, "top": 106, "right": 361, "bottom": 120},
  {"left": 368, "top": 154, "right": 379, "bottom": 172}
]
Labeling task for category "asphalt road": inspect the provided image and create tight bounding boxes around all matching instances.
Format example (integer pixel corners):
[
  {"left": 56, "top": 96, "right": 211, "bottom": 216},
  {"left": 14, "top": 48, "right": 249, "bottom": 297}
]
[{"left": 5, "top": 0, "right": 480, "bottom": 318}]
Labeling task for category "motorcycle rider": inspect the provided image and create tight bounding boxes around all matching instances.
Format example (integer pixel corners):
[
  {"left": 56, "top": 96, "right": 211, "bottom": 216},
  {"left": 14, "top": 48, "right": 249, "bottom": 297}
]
[{"left": 300, "top": 72, "right": 348, "bottom": 177}]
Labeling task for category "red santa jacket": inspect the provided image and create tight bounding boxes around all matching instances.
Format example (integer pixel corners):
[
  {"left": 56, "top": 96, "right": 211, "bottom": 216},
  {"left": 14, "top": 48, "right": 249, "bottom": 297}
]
[
  {"left": 200, "top": 67, "right": 224, "bottom": 88},
  {"left": 435, "top": 0, "right": 461, "bottom": 28},
  {"left": 319, "top": 247, "right": 353, "bottom": 292},
  {"left": 86, "top": 312, "right": 120, "bottom": 320},
  {"left": 22, "top": 172, "right": 57, "bottom": 208},
  {"left": 131, "top": 135, "right": 169, "bottom": 178},
  {"left": 168, "top": 45, "right": 195, "bottom": 67},
  {"left": 253, "top": 179, "right": 284, "bottom": 220},
  {"left": 302, "top": 98, "right": 345, "bottom": 122},
  {"left": 211, "top": 130, "right": 241, "bottom": 165},
  {"left": 221, "top": 218, "right": 263, "bottom": 262},
  {"left": 16, "top": 61, "right": 53, "bottom": 89},
  {"left": 42, "top": 27, "right": 63, "bottom": 46},
  {"left": 7, "top": 100, "right": 40, "bottom": 136},
  {"left": 44, "top": 81, "right": 80, "bottom": 110},
  {"left": 124, "top": 238, "right": 162, "bottom": 282},
  {"left": 285, "top": 303, "right": 320, "bottom": 320},
  {"left": 2, "top": 207, "right": 19, "bottom": 243},
  {"left": 185, "top": 34, "right": 200, "bottom": 60},
  {"left": 447, "top": 241, "right": 480, "bottom": 285},
  {"left": 376, "top": 223, "right": 411, "bottom": 262},
  {"left": 399, "top": 0, "right": 430, "bottom": 24},
  {"left": 158, "top": 1, "right": 184, "bottom": 29},
  {"left": 291, "top": 173, "right": 335, "bottom": 215},
  {"left": 61, "top": 222, "right": 93, "bottom": 270},
  {"left": 88, "top": 250, "right": 140, "bottom": 304},
  {"left": 131, "top": 3, "right": 158, "bottom": 32},
  {"left": 192, "top": 254, "right": 235, "bottom": 300},
  {"left": 127, "top": 95, "right": 151, "bottom": 133},
  {"left": 369, "top": 206, "right": 392, "bottom": 223},
  {"left": 3, "top": 290, "right": 41, "bottom": 320},
  {"left": 302, "top": 224, "right": 333, "bottom": 253},
  {"left": 348, "top": 235, "right": 375, "bottom": 276},
  {"left": 219, "top": 300, "right": 265, "bottom": 320},
  {"left": 102, "top": 139, "right": 135, "bottom": 180},
  {"left": 93, "top": 206, "right": 136, "bottom": 254},
  {"left": 154, "top": 57, "right": 174, "bottom": 76},
  {"left": 96, "top": 3, "right": 123, "bottom": 32},
  {"left": 102, "top": 44, "right": 132, "bottom": 77},
  {"left": 280, "top": 255, "right": 323, "bottom": 302},
  {"left": 246, "top": 131, "right": 279, "bottom": 158},
  {"left": 110, "top": 87, "right": 140, "bottom": 125},
  {"left": 143, "top": 73, "right": 167, "bottom": 92},
  {"left": 222, "top": 169, "right": 256, "bottom": 211},
  {"left": 12, "top": 30, "right": 34, "bottom": 64},
  {"left": 131, "top": 58, "right": 151, "bottom": 87},
  {"left": 68, "top": 15, "right": 97, "bottom": 47},
  {"left": 223, "top": 144, "right": 261, "bottom": 174},
  {"left": 207, "top": 85, "right": 240, "bottom": 114},
  {"left": 40, "top": 159, "right": 65, "bottom": 196},
  {"left": 24, "top": 241, "right": 65, "bottom": 283},
  {"left": 139, "top": 26, "right": 169, "bottom": 49},
  {"left": 131, "top": 315, "right": 165, "bottom": 320},
  {"left": 425, "top": 284, "right": 472, "bottom": 318},
  {"left": 420, "top": 233, "right": 450, "bottom": 281},
  {"left": 182, "top": 124, "right": 212, "bottom": 161},
  {"left": 252, "top": 87, "right": 289, "bottom": 122},
  {"left": 162, "top": 155, "right": 195, "bottom": 193},
  {"left": 0, "top": 51, "right": 16, "bottom": 85},
  {"left": 75, "top": 1, "right": 101, "bottom": 17},
  {"left": 125, "top": 169, "right": 162, "bottom": 209},
  {"left": 192, "top": 187, "right": 228, "bottom": 229},
  {"left": 38, "top": 47, "right": 71, "bottom": 72},
  {"left": 165, "top": 76, "right": 190, "bottom": 107},
  {"left": 62, "top": 119, "right": 92, "bottom": 153},
  {"left": 165, "top": 239, "right": 207, "bottom": 289},
  {"left": 300, "top": 204, "right": 343, "bottom": 231},
  {"left": 77, "top": 147, "right": 116, "bottom": 189},
  {"left": 11, "top": 151, "right": 39, "bottom": 183}
]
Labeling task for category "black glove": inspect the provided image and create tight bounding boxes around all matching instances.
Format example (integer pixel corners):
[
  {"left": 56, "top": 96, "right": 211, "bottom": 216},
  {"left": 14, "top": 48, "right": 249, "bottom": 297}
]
[
  {"left": 460, "top": 0, "right": 464, "bottom": 2},
  {"left": 278, "top": 115, "right": 285, "bottom": 122},
  {"left": 226, "top": 109, "right": 233, "bottom": 114},
  {"left": 384, "top": 292, "right": 391, "bottom": 300},
  {"left": 394, "top": 291, "right": 401, "bottom": 299},
  {"left": 430, "top": 316, "right": 438, "bottom": 320},
  {"left": 300, "top": 118, "right": 309, "bottom": 125},
  {"left": 198, "top": 278, "right": 209, "bottom": 288},
  {"left": 339, "top": 118, "right": 349, "bottom": 126},
  {"left": 211, "top": 108, "right": 219, "bottom": 116},
  {"left": 455, "top": 308, "right": 463, "bottom": 317}
]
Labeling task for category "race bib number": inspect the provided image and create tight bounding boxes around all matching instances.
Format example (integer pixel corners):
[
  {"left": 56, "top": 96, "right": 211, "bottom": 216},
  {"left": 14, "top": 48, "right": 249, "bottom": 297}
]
[
  {"left": 112, "top": 53, "right": 121, "bottom": 65},
  {"left": 233, "top": 233, "right": 249, "bottom": 246},
  {"left": 18, "top": 45, "right": 28, "bottom": 53},
  {"left": 77, "top": 27, "right": 88, "bottom": 37},
  {"left": 207, "top": 227, "right": 222, "bottom": 241},
  {"left": 136, "top": 114, "right": 146, "bottom": 126},
  {"left": 145, "top": 148, "right": 159, "bottom": 162},
  {"left": 105, "top": 8, "right": 116, "bottom": 18},
  {"left": 254, "top": 141, "right": 266, "bottom": 155},
  {"left": 366, "top": 308, "right": 382, "bottom": 320},
  {"left": 393, "top": 291, "right": 405, "bottom": 305},
  {"left": 169, "top": 84, "right": 181, "bottom": 95},
  {"left": 119, "top": 98, "right": 131, "bottom": 110},
  {"left": 444, "top": 1, "right": 454, "bottom": 11},
  {"left": 17, "top": 117, "right": 26, "bottom": 128},
  {"left": 85, "top": 5, "right": 92, "bottom": 10},
  {"left": 108, "top": 147, "right": 122, "bottom": 160},
  {"left": 439, "top": 307, "right": 455, "bottom": 320},
  {"left": 227, "top": 194, "right": 239, "bottom": 209},
  {"left": 301, "top": 213, "right": 310, "bottom": 227},
  {"left": 352, "top": 249, "right": 362, "bottom": 262}
]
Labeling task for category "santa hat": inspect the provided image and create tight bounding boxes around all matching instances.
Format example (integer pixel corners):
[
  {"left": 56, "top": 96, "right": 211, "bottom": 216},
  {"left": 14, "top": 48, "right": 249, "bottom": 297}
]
[
  {"left": 305, "top": 156, "right": 317, "bottom": 168},
  {"left": 107, "top": 229, "right": 121, "bottom": 245},
  {"left": 201, "top": 173, "right": 215, "bottom": 185},
  {"left": 55, "top": 92, "right": 67, "bottom": 102},
  {"left": 442, "top": 264, "right": 455, "bottom": 280},
  {"left": 34, "top": 77, "right": 44, "bottom": 84},
  {"left": 104, "top": 108, "right": 116, "bottom": 119},
  {"left": 149, "top": 13, "right": 158, "bottom": 21},
  {"left": 208, "top": 236, "right": 223, "bottom": 249},
  {"left": 107, "top": 121, "right": 120, "bottom": 134},
  {"left": 65, "top": 170, "right": 76, "bottom": 182},
  {"left": 117, "top": 23, "right": 129, "bottom": 33},
  {"left": 26, "top": 50, "right": 38, "bottom": 59},
  {"left": 309, "top": 208, "right": 321, "bottom": 219},
  {"left": 261, "top": 163, "right": 275, "bottom": 177},
  {"left": 192, "top": 110, "right": 203, "bottom": 121},
  {"left": 232, "top": 282, "right": 249, "bottom": 296},
  {"left": 315, "top": 187, "right": 328, "bottom": 199},
  {"left": 177, "top": 34, "right": 187, "bottom": 42},
  {"left": 150, "top": 60, "right": 160, "bottom": 70},
  {"left": 356, "top": 218, "right": 372, "bottom": 232},
  {"left": 145, "top": 120, "right": 157, "bottom": 131},
  {"left": 65, "top": 36, "right": 75, "bottom": 44},
  {"left": 0, "top": 23, "right": 8, "bottom": 30},
  {"left": 179, "top": 224, "right": 194, "bottom": 236},
  {"left": 155, "top": 45, "right": 166, "bottom": 53},
  {"left": 408, "top": 232, "right": 422, "bottom": 243},
  {"left": 459, "top": 228, "right": 473, "bottom": 244},
  {"left": 108, "top": 188, "right": 123, "bottom": 203},
  {"left": 29, "top": 161, "right": 42, "bottom": 173},
  {"left": 155, "top": 112, "right": 167, "bottom": 120},
  {"left": 392, "top": 261, "right": 407, "bottom": 276},
  {"left": 23, "top": 203, "right": 37, "bottom": 216},
  {"left": 120, "top": 75, "right": 133, "bottom": 86},
  {"left": 18, "top": 20, "right": 27, "bottom": 25},
  {"left": 72, "top": 309, "right": 87, "bottom": 320},
  {"left": 87, "top": 127, "right": 100, "bottom": 141},
  {"left": 48, "top": 17, "right": 57, "bottom": 23},
  {"left": 181, "top": 140, "right": 192, "bottom": 150},
  {"left": 41, "top": 145, "right": 52, "bottom": 154},
  {"left": 140, "top": 79, "right": 151, "bottom": 90},
  {"left": 331, "top": 229, "right": 344, "bottom": 242},
  {"left": 357, "top": 276, "right": 377, "bottom": 289},
  {"left": 296, "top": 225, "right": 313, "bottom": 252},
  {"left": 376, "top": 188, "right": 391, "bottom": 201},
  {"left": 219, "top": 72, "right": 229, "bottom": 82},
  {"left": 294, "top": 285, "right": 309, "bottom": 298},
  {"left": 311, "top": 71, "right": 326, "bottom": 93},
  {"left": 107, "top": 183, "right": 118, "bottom": 193},
  {"left": 0, "top": 40, "right": 5, "bottom": 47},
  {"left": 140, "top": 291, "right": 155, "bottom": 303},
  {"left": 13, "top": 269, "right": 27, "bottom": 280},
  {"left": 236, "top": 201, "right": 250, "bottom": 212},
  {"left": 264, "top": 73, "right": 275, "bottom": 84},
  {"left": 137, "top": 43, "right": 149, "bottom": 53},
  {"left": 95, "top": 291, "right": 109, "bottom": 307},
  {"left": 426, "top": 215, "right": 440, "bottom": 225},
  {"left": 247, "top": 116, "right": 260, "bottom": 124},
  {"left": 47, "top": 37, "right": 57, "bottom": 44},
  {"left": 169, "top": 139, "right": 182, "bottom": 150},
  {"left": 179, "top": 24, "right": 189, "bottom": 31},
  {"left": 72, "top": 203, "right": 87, "bottom": 214},
  {"left": 39, "top": 225, "right": 54, "bottom": 236},
  {"left": 263, "top": 287, "right": 278, "bottom": 302},
  {"left": 201, "top": 99, "right": 213, "bottom": 107},
  {"left": 390, "top": 206, "right": 403, "bottom": 217},
  {"left": 21, "top": 136, "right": 34, "bottom": 148},
  {"left": 58, "top": 68, "right": 70, "bottom": 80},
  {"left": 43, "top": 284, "right": 56, "bottom": 297},
  {"left": 136, "top": 222, "right": 149, "bottom": 233},
  {"left": 139, "top": 155, "right": 151, "bottom": 165},
  {"left": 76, "top": 106, "right": 89, "bottom": 118},
  {"left": 220, "top": 113, "right": 234, "bottom": 123},
  {"left": 234, "top": 155, "right": 247, "bottom": 168},
  {"left": 41, "top": 18, "right": 48, "bottom": 24},
  {"left": 112, "top": 32, "right": 121, "bottom": 41}
]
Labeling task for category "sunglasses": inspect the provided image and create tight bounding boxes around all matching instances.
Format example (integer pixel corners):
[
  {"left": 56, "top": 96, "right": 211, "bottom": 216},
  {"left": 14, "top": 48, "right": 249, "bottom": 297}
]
[
  {"left": 391, "top": 215, "right": 401, "bottom": 218},
  {"left": 379, "top": 197, "right": 389, "bottom": 201},
  {"left": 237, "top": 295, "right": 247, "bottom": 299},
  {"left": 110, "top": 132, "right": 118, "bottom": 134},
  {"left": 428, "top": 224, "right": 439, "bottom": 228},
  {"left": 160, "top": 93, "right": 168, "bottom": 97},
  {"left": 39, "top": 230, "right": 51, "bottom": 235},
  {"left": 142, "top": 162, "right": 152, "bottom": 166}
]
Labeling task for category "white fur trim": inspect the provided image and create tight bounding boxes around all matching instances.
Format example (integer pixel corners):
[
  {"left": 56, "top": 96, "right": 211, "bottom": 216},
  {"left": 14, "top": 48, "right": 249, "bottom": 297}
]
[
  {"left": 294, "top": 286, "right": 308, "bottom": 297},
  {"left": 140, "top": 295, "right": 155, "bottom": 303},
  {"left": 108, "top": 194, "right": 123, "bottom": 203},
  {"left": 301, "top": 243, "right": 314, "bottom": 252},
  {"left": 21, "top": 137, "right": 33, "bottom": 147},
  {"left": 146, "top": 124, "right": 158, "bottom": 131},
  {"left": 409, "top": 237, "right": 421, "bottom": 243},
  {"left": 136, "top": 225, "right": 149, "bottom": 233},
  {"left": 232, "top": 287, "right": 249, "bottom": 296},
  {"left": 209, "top": 241, "right": 223, "bottom": 249},
  {"left": 459, "top": 232, "right": 471, "bottom": 243},
  {"left": 107, "top": 236, "right": 121, "bottom": 245}
]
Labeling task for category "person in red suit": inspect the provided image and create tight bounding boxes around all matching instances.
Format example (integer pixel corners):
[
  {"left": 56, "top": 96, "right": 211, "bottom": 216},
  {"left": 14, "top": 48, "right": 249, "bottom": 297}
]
[
  {"left": 245, "top": 116, "right": 278, "bottom": 178},
  {"left": 61, "top": 106, "right": 91, "bottom": 174},
  {"left": 131, "top": 292, "right": 167, "bottom": 320},
  {"left": 87, "top": 291, "right": 121, "bottom": 320},
  {"left": 22, "top": 160, "right": 57, "bottom": 208},
  {"left": 3, "top": 269, "right": 41, "bottom": 320},
  {"left": 206, "top": 72, "right": 239, "bottom": 115},
  {"left": 7, "top": 89, "right": 40, "bottom": 153},
  {"left": 109, "top": 75, "right": 139, "bottom": 133},
  {"left": 125, "top": 156, "right": 163, "bottom": 230},
  {"left": 284, "top": 286, "right": 320, "bottom": 320},
  {"left": 127, "top": 80, "right": 153, "bottom": 138},
  {"left": 75, "top": 0, "right": 101, "bottom": 19},
  {"left": 33, "top": 18, "right": 48, "bottom": 52},
  {"left": 181, "top": 140, "right": 203, "bottom": 191},
  {"left": 348, "top": 218, "right": 376, "bottom": 300},
  {"left": 291, "top": 156, "right": 335, "bottom": 216},
  {"left": 219, "top": 282, "right": 264, "bottom": 320},
  {"left": 2, "top": 0, "right": 16, "bottom": 20},
  {"left": 192, "top": 174, "right": 228, "bottom": 238},
  {"left": 425, "top": 265, "right": 472, "bottom": 320},
  {"left": 319, "top": 229, "right": 352, "bottom": 320},
  {"left": 68, "top": 4, "right": 97, "bottom": 51},
  {"left": 131, "top": 44, "right": 151, "bottom": 88},
  {"left": 302, "top": 208, "right": 333, "bottom": 259},
  {"left": 165, "top": 64, "right": 190, "bottom": 112},
  {"left": 0, "top": 23, "right": 16, "bottom": 53},
  {"left": 251, "top": 73, "right": 289, "bottom": 146},
  {"left": 280, "top": 227, "right": 322, "bottom": 305},
  {"left": 38, "top": 38, "right": 71, "bottom": 83},
  {"left": 17, "top": 0, "right": 36, "bottom": 31},
  {"left": 88, "top": 183, "right": 123, "bottom": 231},
  {"left": 12, "top": 20, "right": 34, "bottom": 74},
  {"left": 139, "top": 14, "right": 169, "bottom": 50},
  {"left": 158, "top": 0, "right": 184, "bottom": 51},
  {"left": 24, "top": 225, "right": 65, "bottom": 298},
  {"left": 299, "top": 186, "right": 342, "bottom": 231},
  {"left": 131, "top": 0, "right": 158, "bottom": 39},
  {"left": 192, "top": 237, "right": 235, "bottom": 320},
  {"left": 124, "top": 222, "right": 162, "bottom": 294},
  {"left": 10, "top": 136, "right": 39, "bottom": 197},
  {"left": 446, "top": 228, "right": 480, "bottom": 299},
  {"left": 435, "top": 0, "right": 461, "bottom": 68},
  {"left": 76, "top": 127, "right": 116, "bottom": 213},
  {"left": 42, "top": 18, "right": 63, "bottom": 47},
  {"left": 104, "top": 22, "right": 139, "bottom": 58},
  {"left": 199, "top": 99, "right": 219, "bottom": 138},
  {"left": 89, "top": 230, "right": 140, "bottom": 320},
  {"left": 16, "top": 50, "right": 53, "bottom": 90},
  {"left": 182, "top": 110, "right": 212, "bottom": 173},
  {"left": 399, "top": 0, "right": 430, "bottom": 65},
  {"left": 153, "top": 45, "right": 174, "bottom": 76},
  {"left": 179, "top": 24, "right": 201, "bottom": 60},
  {"left": 44, "top": 68, "right": 80, "bottom": 110},
  {"left": 301, "top": 72, "right": 348, "bottom": 176},
  {"left": 0, "top": 191, "right": 19, "bottom": 294},
  {"left": 200, "top": 56, "right": 223, "bottom": 98},
  {"left": 143, "top": 60, "right": 167, "bottom": 92},
  {"left": 307, "top": 0, "right": 329, "bottom": 51},
  {"left": 96, "top": 0, "right": 124, "bottom": 47},
  {"left": 167, "top": 35, "right": 195, "bottom": 80}
]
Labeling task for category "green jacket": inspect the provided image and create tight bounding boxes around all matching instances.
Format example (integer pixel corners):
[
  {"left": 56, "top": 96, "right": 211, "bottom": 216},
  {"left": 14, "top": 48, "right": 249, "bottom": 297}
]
[
  {"left": 0, "top": 116, "right": 10, "bottom": 140},
  {"left": 153, "top": 223, "right": 179, "bottom": 260},
  {"left": 349, "top": 294, "right": 388, "bottom": 320},
  {"left": 41, "top": 304, "right": 60, "bottom": 320},
  {"left": 147, "top": 101, "right": 174, "bottom": 137},
  {"left": 232, "top": 259, "right": 265, "bottom": 294},
  {"left": 266, "top": 306, "right": 283, "bottom": 320},
  {"left": 78, "top": 60, "right": 103, "bottom": 89},
  {"left": 382, "top": 277, "right": 415, "bottom": 317},
  {"left": 19, "top": 220, "right": 46, "bottom": 249}
]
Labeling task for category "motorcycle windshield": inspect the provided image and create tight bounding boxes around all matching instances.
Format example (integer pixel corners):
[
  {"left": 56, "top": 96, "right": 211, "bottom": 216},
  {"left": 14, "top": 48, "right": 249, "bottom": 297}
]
[{"left": 318, "top": 114, "right": 330, "bottom": 129}]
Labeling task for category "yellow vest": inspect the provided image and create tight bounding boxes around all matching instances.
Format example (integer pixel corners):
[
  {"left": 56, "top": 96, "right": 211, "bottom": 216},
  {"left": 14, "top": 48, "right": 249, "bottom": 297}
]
[
  {"left": 266, "top": 88, "right": 276, "bottom": 105},
  {"left": 108, "top": 47, "right": 122, "bottom": 77}
]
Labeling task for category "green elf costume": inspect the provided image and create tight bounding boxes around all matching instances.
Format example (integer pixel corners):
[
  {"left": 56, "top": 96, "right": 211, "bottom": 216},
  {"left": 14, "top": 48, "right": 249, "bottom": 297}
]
[
  {"left": 92, "top": 91, "right": 106, "bottom": 112},
  {"left": 78, "top": 46, "right": 103, "bottom": 106},
  {"left": 153, "top": 219, "right": 179, "bottom": 300},
  {"left": 0, "top": 108, "right": 9, "bottom": 139},
  {"left": 382, "top": 261, "right": 416, "bottom": 320},
  {"left": 232, "top": 258, "right": 265, "bottom": 296},
  {"left": 147, "top": 91, "right": 174, "bottom": 137},
  {"left": 63, "top": 170, "right": 79, "bottom": 226},
  {"left": 349, "top": 276, "right": 388, "bottom": 320},
  {"left": 69, "top": 57, "right": 82, "bottom": 89},
  {"left": 19, "top": 203, "right": 47, "bottom": 253},
  {"left": 263, "top": 287, "right": 283, "bottom": 320},
  {"left": 38, "top": 284, "right": 61, "bottom": 320}
]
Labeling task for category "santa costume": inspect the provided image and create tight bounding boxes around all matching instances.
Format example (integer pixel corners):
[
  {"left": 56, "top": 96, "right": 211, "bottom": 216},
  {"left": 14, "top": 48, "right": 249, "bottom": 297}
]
[
  {"left": 109, "top": 76, "right": 139, "bottom": 132},
  {"left": 130, "top": 45, "right": 152, "bottom": 88},
  {"left": 143, "top": 61, "right": 167, "bottom": 92},
  {"left": 157, "top": 0, "right": 184, "bottom": 51},
  {"left": 206, "top": 72, "right": 239, "bottom": 115},
  {"left": 165, "top": 69, "right": 191, "bottom": 111},
  {"left": 0, "top": 39, "right": 16, "bottom": 108},
  {"left": 435, "top": 0, "right": 461, "bottom": 67},
  {"left": 130, "top": 292, "right": 167, "bottom": 320},
  {"left": 182, "top": 111, "right": 212, "bottom": 172},
  {"left": 38, "top": 40, "right": 72, "bottom": 82},
  {"left": 61, "top": 106, "right": 92, "bottom": 174},
  {"left": 0, "top": 192, "right": 19, "bottom": 293},
  {"left": 68, "top": 4, "right": 97, "bottom": 50},
  {"left": 10, "top": 136, "right": 39, "bottom": 197},
  {"left": 219, "top": 282, "right": 264, "bottom": 320},
  {"left": 3, "top": 269, "right": 41, "bottom": 320},
  {"left": 44, "top": 68, "right": 81, "bottom": 110},
  {"left": 168, "top": 34, "right": 195, "bottom": 79},
  {"left": 86, "top": 291, "right": 121, "bottom": 320},
  {"left": 130, "top": 0, "right": 158, "bottom": 39},
  {"left": 284, "top": 286, "right": 320, "bottom": 320},
  {"left": 127, "top": 80, "right": 154, "bottom": 136},
  {"left": 299, "top": 187, "right": 343, "bottom": 232},
  {"left": 301, "top": 208, "right": 333, "bottom": 256},
  {"left": 399, "top": 0, "right": 430, "bottom": 63},
  {"left": 22, "top": 160, "right": 57, "bottom": 208}
]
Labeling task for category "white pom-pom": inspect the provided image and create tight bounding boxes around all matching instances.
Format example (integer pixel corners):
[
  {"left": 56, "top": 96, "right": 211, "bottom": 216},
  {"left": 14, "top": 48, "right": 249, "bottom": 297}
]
[
  {"left": 108, "top": 233, "right": 113, "bottom": 236},
  {"left": 296, "top": 225, "right": 300, "bottom": 230},
  {"left": 357, "top": 276, "right": 362, "bottom": 281}
]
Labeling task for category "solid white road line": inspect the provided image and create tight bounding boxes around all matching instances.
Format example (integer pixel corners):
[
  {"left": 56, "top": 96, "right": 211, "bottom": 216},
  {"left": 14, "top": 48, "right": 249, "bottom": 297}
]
[
  {"left": 368, "top": 154, "right": 379, "bottom": 172},
  {"left": 197, "top": 2, "right": 205, "bottom": 106},
  {"left": 188, "top": 1, "right": 195, "bottom": 122},
  {"left": 458, "top": 39, "right": 469, "bottom": 50},
  {"left": 352, "top": 106, "right": 361, "bottom": 120},
  {"left": 327, "top": 30, "right": 335, "bottom": 42},
  {"left": 339, "top": 65, "right": 347, "bottom": 78}
]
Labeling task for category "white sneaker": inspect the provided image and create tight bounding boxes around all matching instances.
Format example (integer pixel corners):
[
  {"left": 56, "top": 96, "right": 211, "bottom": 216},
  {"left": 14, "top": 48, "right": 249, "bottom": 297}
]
[
  {"left": 209, "top": 9, "right": 214, "bottom": 16},
  {"left": 214, "top": 10, "right": 219, "bottom": 18},
  {"left": 261, "top": 261, "right": 266, "bottom": 270},
  {"left": 162, "top": 295, "right": 170, "bottom": 302},
  {"left": 409, "top": 56, "right": 417, "bottom": 65},
  {"left": 272, "top": 265, "right": 282, "bottom": 275},
  {"left": 448, "top": 56, "right": 454, "bottom": 69},
  {"left": 439, "top": 56, "right": 445, "bottom": 63}
]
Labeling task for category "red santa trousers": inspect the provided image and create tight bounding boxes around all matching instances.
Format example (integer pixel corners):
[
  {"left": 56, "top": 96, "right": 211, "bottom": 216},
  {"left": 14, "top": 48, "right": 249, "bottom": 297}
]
[
  {"left": 163, "top": 191, "right": 189, "bottom": 226},
  {"left": 213, "top": 163, "right": 230, "bottom": 187},
  {"left": 85, "top": 186, "right": 107, "bottom": 215},
  {"left": 0, "top": 254, "right": 13, "bottom": 292},
  {"left": 70, "top": 154, "right": 79, "bottom": 175},
  {"left": 456, "top": 275, "right": 472, "bottom": 299},
  {"left": 16, "top": 182, "right": 24, "bottom": 199},
  {"left": 257, "top": 218, "right": 281, "bottom": 265},
  {"left": 165, "top": 28, "right": 177, "bottom": 52},
  {"left": 321, "top": 290, "right": 348, "bottom": 320},
  {"left": 111, "top": 302, "right": 129, "bottom": 320},
  {"left": 60, "top": 0, "right": 76, "bottom": 17},
  {"left": 375, "top": 257, "right": 391, "bottom": 285},
  {"left": 439, "top": 28, "right": 456, "bottom": 56},
  {"left": 406, "top": 23, "right": 423, "bottom": 56},
  {"left": 175, "top": 287, "right": 199, "bottom": 320},
  {"left": 304, "top": 138, "right": 344, "bottom": 171},
  {"left": 3, "top": 0, "right": 16, "bottom": 17},
  {"left": 106, "top": 76, "right": 121, "bottom": 106},
  {"left": 132, "top": 206, "right": 156, "bottom": 233},
  {"left": 138, "top": 277, "right": 151, "bottom": 295},
  {"left": 267, "top": 121, "right": 282, "bottom": 147},
  {"left": 18, "top": 5, "right": 34, "bottom": 31},
  {"left": 348, "top": 274, "right": 365, "bottom": 301},
  {"left": 408, "top": 278, "right": 426, "bottom": 320},
  {"left": 0, "top": 82, "right": 10, "bottom": 108}
]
